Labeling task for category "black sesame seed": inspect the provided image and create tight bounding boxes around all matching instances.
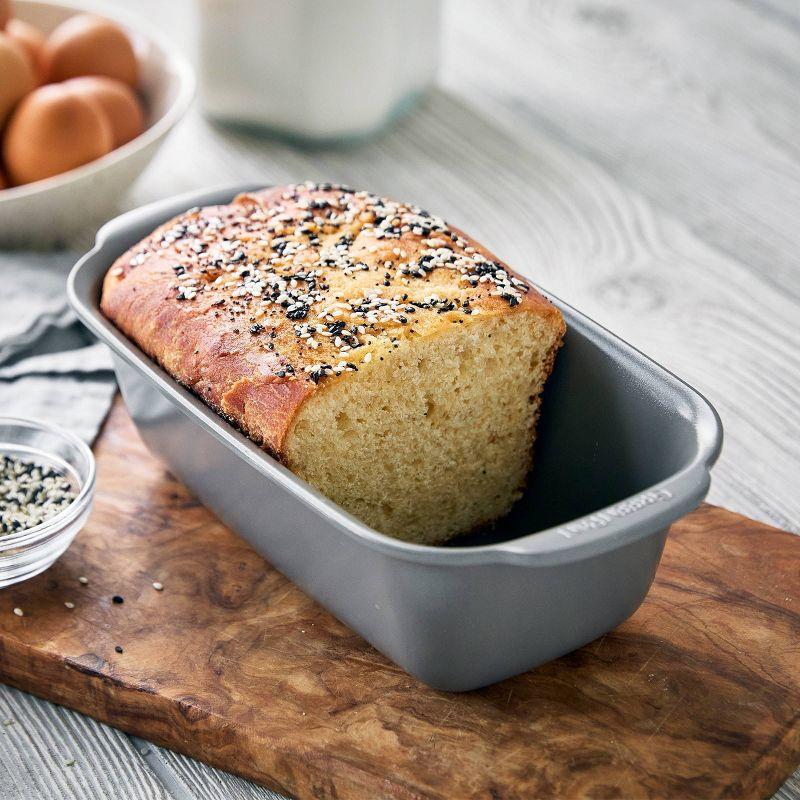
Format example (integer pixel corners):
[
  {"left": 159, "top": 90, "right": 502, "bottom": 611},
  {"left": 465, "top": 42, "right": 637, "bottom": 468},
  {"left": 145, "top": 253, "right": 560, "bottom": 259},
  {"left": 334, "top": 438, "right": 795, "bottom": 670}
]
[
  {"left": 112, "top": 595, "right": 124, "bottom": 604},
  {"left": 286, "top": 304, "right": 309, "bottom": 321},
  {"left": 115, "top": 645, "right": 124, "bottom": 654}
]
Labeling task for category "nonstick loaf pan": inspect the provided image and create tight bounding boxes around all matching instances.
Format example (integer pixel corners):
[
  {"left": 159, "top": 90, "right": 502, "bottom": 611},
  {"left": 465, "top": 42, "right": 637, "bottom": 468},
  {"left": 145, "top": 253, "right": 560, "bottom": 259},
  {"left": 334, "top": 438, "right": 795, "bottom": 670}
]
[{"left": 68, "top": 184, "right": 723, "bottom": 691}]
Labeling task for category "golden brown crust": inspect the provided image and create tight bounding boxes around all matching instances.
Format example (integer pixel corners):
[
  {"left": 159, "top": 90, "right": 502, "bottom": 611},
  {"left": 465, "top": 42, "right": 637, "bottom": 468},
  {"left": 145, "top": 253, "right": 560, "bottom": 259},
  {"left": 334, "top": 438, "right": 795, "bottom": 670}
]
[{"left": 101, "top": 183, "right": 565, "bottom": 457}]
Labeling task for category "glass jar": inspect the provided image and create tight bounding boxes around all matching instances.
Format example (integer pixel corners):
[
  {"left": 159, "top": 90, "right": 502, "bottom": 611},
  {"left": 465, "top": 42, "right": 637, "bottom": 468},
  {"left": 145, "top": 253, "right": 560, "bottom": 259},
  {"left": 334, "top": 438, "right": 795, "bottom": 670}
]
[{"left": 196, "top": 0, "right": 441, "bottom": 143}]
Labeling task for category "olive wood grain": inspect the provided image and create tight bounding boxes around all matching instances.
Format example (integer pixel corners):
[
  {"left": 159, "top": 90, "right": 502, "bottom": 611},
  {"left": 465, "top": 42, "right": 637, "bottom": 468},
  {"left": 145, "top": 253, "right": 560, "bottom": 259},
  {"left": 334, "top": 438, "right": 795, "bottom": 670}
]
[{"left": 0, "top": 400, "right": 798, "bottom": 800}]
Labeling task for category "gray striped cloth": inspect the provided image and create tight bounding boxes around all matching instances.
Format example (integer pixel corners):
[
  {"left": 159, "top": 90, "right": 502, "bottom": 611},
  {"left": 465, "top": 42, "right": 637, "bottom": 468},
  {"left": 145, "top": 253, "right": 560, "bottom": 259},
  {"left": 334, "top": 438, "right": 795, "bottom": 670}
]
[{"left": 0, "top": 252, "right": 116, "bottom": 443}]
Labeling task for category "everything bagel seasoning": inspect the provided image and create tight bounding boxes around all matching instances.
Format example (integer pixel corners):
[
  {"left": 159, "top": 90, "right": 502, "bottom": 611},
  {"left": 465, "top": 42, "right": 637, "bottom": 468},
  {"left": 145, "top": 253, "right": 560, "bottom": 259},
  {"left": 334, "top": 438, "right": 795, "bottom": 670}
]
[
  {"left": 0, "top": 455, "right": 76, "bottom": 536},
  {"left": 117, "top": 182, "right": 531, "bottom": 384}
]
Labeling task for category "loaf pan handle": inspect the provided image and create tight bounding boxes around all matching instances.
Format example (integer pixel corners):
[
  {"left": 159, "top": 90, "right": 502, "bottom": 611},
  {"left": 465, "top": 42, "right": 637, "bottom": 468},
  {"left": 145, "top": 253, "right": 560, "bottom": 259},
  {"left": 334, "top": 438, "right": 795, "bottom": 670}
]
[{"left": 498, "top": 399, "right": 722, "bottom": 563}]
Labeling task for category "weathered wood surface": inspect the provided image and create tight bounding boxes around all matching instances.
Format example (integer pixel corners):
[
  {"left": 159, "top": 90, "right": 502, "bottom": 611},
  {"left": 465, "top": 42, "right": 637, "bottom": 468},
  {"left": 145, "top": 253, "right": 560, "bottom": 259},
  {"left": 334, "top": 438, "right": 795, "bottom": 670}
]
[
  {"left": 441, "top": 0, "right": 800, "bottom": 538},
  {"left": 0, "top": 683, "right": 170, "bottom": 800},
  {"left": 0, "top": 402, "right": 798, "bottom": 800},
  {"left": 3, "top": 0, "right": 800, "bottom": 796}
]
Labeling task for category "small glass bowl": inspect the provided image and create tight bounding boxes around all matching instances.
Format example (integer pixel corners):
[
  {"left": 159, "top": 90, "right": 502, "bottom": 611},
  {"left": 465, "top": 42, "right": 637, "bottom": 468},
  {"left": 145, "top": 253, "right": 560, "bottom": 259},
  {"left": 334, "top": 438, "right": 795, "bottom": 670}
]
[{"left": 0, "top": 417, "right": 95, "bottom": 588}]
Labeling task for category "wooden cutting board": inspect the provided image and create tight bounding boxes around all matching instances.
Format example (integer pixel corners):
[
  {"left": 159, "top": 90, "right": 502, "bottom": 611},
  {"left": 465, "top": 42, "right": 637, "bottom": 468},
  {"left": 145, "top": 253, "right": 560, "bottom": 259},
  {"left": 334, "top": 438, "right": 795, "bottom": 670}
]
[{"left": 0, "top": 400, "right": 798, "bottom": 800}]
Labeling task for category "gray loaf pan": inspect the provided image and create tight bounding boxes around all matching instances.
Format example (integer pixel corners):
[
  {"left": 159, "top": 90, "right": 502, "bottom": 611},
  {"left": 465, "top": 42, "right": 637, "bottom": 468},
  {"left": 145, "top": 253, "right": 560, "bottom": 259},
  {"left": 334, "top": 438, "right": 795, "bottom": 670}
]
[{"left": 68, "top": 184, "right": 723, "bottom": 692}]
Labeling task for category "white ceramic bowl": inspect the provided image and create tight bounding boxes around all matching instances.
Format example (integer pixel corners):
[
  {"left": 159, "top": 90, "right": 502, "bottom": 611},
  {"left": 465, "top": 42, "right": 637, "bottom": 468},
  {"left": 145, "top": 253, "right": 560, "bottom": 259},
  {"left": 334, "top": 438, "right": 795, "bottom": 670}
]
[{"left": 0, "top": 0, "right": 194, "bottom": 247}]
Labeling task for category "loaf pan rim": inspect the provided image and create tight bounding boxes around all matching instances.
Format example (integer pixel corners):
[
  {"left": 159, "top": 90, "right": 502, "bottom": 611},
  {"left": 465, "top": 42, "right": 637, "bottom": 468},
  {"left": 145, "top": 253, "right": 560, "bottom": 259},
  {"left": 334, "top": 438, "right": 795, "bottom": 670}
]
[{"left": 67, "top": 182, "right": 723, "bottom": 567}]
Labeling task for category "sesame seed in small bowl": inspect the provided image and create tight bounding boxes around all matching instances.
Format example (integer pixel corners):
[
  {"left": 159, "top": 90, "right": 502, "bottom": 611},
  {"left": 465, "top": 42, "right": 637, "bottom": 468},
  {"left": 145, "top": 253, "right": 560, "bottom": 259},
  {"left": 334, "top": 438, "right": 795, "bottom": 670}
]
[{"left": 0, "top": 418, "right": 95, "bottom": 588}]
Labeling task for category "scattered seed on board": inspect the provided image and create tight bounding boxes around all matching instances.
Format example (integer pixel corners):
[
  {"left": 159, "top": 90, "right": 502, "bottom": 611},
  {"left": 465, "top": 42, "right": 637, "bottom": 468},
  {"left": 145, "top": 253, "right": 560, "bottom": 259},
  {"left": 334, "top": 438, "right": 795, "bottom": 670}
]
[
  {"left": 3, "top": 719, "right": 14, "bottom": 726},
  {"left": 13, "top": 607, "right": 23, "bottom": 617},
  {"left": 152, "top": 581, "right": 164, "bottom": 591},
  {"left": 64, "top": 758, "right": 75, "bottom": 767},
  {"left": 78, "top": 576, "right": 88, "bottom": 585}
]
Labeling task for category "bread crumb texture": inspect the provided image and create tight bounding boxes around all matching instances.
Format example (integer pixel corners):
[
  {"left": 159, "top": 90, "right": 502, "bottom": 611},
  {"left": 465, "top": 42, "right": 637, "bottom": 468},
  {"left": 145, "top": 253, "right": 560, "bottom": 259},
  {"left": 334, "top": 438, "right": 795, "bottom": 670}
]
[{"left": 102, "top": 182, "right": 565, "bottom": 544}]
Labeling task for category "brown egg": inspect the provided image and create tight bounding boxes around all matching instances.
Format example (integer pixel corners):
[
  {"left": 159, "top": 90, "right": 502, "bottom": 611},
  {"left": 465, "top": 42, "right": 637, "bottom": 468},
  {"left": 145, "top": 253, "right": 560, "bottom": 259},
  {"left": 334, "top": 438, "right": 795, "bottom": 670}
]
[
  {"left": 65, "top": 76, "right": 144, "bottom": 147},
  {"left": 3, "top": 83, "right": 114, "bottom": 185},
  {"left": 0, "top": 0, "right": 10, "bottom": 30},
  {"left": 0, "top": 32, "right": 36, "bottom": 126},
  {"left": 41, "top": 14, "right": 138, "bottom": 87},
  {"left": 5, "top": 18, "right": 46, "bottom": 79}
]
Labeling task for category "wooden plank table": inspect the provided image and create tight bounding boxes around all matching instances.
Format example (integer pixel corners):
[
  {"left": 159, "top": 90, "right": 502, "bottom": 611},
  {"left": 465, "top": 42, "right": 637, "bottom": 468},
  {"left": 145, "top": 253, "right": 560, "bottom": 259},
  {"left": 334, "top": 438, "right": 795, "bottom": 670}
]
[
  {"left": 1, "top": 401, "right": 800, "bottom": 799},
  {"left": 2, "top": 0, "right": 800, "bottom": 797}
]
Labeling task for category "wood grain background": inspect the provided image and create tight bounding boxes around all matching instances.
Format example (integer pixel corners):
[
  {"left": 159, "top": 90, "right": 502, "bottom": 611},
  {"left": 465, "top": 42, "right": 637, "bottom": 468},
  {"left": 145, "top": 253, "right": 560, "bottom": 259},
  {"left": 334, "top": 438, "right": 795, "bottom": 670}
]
[
  {"left": 1, "top": 403, "right": 799, "bottom": 800},
  {"left": 2, "top": 0, "right": 800, "bottom": 797}
]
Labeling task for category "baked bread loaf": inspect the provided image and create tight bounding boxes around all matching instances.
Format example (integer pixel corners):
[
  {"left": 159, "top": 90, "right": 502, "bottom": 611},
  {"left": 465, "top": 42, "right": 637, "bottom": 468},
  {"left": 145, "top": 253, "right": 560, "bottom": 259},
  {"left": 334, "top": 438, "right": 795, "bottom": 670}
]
[{"left": 101, "top": 183, "right": 565, "bottom": 544}]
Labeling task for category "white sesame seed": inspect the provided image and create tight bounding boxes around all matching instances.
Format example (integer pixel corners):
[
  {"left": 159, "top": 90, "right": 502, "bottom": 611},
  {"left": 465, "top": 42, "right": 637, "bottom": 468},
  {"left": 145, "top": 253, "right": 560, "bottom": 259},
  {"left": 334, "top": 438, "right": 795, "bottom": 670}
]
[
  {"left": 13, "top": 607, "right": 23, "bottom": 617},
  {"left": 78, "top": 576, "right": 88, "bottom": 585},
  {"left": 64, "top": 602, "right": 75, "bottom": 609},
  {"left": 152, "top": 581, "right": 164, "bottom": 591}
]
